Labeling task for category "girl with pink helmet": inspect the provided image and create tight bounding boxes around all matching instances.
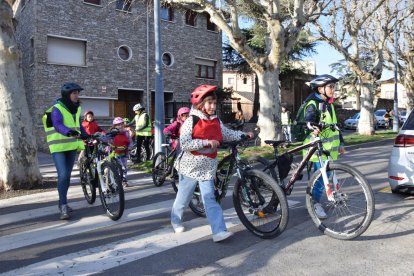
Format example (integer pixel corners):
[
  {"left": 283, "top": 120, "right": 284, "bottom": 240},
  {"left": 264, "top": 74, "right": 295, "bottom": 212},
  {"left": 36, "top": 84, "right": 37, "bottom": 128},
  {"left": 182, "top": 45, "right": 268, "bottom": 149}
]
[{"left": 163, "top": 106, "right": 191, "bottom": 151}]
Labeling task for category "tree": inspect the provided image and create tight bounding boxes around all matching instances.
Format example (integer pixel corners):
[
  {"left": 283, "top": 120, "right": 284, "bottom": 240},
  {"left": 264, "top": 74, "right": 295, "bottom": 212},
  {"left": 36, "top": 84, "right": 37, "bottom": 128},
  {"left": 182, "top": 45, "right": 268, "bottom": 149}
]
[
  {"left": 164, "top": 0, "right": 328, "bottom": 142},
  {"left": 312, "top": 0, "right": 413, "bottom": 135},
  {"left": 0, "top": 0, "right": 42, "bottom": 191},
  {"left": 385, "top": 11, "right": 414, "bottom": 111}
]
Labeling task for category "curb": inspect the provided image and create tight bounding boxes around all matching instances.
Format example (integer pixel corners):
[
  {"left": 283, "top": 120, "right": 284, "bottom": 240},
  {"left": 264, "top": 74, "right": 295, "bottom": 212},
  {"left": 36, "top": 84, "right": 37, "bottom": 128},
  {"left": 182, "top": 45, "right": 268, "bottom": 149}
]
[{"left": 344, "top": 138, "right": 394, "bottom": 151}]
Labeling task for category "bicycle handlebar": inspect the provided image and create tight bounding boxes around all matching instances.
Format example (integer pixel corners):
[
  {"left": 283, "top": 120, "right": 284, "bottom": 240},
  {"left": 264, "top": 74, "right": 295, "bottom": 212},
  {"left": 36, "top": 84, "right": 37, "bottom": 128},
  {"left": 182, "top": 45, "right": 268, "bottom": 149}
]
[{"left": 220, "top": 134, "right": 249, "bottom": 148}]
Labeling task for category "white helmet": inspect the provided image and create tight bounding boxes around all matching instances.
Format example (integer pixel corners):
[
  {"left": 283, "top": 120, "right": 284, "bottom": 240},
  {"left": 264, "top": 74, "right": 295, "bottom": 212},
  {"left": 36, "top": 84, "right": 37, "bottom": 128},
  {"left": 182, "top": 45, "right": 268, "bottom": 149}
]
[{"left": 133, "top": 103, "right": 143, "bottom": 111}]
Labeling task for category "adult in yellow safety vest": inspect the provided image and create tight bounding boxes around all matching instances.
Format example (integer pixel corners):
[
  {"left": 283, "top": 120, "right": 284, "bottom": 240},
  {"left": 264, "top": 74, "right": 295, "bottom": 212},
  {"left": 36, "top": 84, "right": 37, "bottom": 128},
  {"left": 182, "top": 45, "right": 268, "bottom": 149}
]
[
  {"left": 42, "top": 82, "right": 87, "bottom": 220},
  {"left": 129, "top": 103, "right": 152, "bottom": 163},
  {"left": 303, "top": 74, "right": 345, "bottom": 219}
]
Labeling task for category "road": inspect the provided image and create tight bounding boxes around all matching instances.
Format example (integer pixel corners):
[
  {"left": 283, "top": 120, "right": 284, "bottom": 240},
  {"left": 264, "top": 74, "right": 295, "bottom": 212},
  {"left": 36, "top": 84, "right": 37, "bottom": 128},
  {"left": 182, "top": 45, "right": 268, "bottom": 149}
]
[{"left": 1, "top": 139, "right": 413, "bottom": 276}]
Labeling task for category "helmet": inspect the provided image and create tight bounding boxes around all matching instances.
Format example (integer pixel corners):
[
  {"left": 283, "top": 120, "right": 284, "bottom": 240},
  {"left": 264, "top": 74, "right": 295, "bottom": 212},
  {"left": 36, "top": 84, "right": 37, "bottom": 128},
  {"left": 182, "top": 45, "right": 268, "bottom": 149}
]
[
  {"left": 191, "top": 85, "right": 217, "bottom": 106},
  {"left": 84, "top": 110, "right": 94, "bottom": 117},
  {"left": 123, "top": 117, "right": 130, "bottom": 123},
  {"left": 309, "top": 75, "right": 338, "bottom": 90},
  {"left": 61, "top": 82, "right": 83, "bottom": 97},
  {"left": 112, "top": 117, "right": 125, "bottom": 125},
  {"left": 177, "top": 107, "right": 190, "bottom": 116},
  {"left": 133, "top": 103, "right": 144, "bottom": 111}
]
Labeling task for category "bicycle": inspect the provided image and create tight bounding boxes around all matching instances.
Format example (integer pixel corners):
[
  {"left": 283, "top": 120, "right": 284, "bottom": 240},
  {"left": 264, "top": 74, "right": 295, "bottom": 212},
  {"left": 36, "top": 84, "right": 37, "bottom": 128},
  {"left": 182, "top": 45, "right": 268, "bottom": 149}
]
[
  {"left": 129, "top": 136, "right": 154, "bottom": 163},
  {"left": 249, "top": 122, "right": 375, "bottom": 240},
  {"left": 181, "top": 135, "right": 289, "bottom": 239},
  {"left": 78, "top": 130, "right": 125, "bottom": 221}
]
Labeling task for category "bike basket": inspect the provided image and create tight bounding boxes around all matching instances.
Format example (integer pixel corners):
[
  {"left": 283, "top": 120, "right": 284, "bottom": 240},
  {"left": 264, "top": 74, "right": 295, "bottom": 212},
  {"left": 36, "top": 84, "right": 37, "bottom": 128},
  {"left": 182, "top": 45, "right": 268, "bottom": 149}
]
[{"left": 278, "top": 153, "right": 293, "bottom": 180}]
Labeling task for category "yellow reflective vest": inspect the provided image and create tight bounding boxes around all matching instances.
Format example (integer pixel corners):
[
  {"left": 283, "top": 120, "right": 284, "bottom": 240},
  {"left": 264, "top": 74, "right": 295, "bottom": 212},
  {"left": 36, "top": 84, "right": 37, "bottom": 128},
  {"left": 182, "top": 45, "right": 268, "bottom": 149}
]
[
  {"left": 135, "top": 112, "right": 152, "bottom": 136},
  {"left": 42, "top": 103, "right": 85, "bottom": 153},
  {"left": 303, "top": 100, "right": 340, "bottom": 162}
]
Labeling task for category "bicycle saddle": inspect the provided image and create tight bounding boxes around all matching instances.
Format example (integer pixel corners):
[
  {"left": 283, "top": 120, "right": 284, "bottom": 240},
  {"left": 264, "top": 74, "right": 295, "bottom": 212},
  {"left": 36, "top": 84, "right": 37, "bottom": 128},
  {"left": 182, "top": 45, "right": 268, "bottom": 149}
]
[{"left": 264, "top": 140, "right": 286, "bottom": 147}]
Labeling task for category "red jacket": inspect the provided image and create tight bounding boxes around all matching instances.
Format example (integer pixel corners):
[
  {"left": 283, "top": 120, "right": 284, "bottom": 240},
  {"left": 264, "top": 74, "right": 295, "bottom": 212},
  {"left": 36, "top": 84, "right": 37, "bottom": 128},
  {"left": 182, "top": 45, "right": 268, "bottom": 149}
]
[
  {"left": 191, "top": 118, "right": 222, "bottom": 158},
  {"left": 82, "top": 120, "right": 103, "bottom": 135},
  {"left": 112, "top": 131, "right": 131, "bottom": 156}
]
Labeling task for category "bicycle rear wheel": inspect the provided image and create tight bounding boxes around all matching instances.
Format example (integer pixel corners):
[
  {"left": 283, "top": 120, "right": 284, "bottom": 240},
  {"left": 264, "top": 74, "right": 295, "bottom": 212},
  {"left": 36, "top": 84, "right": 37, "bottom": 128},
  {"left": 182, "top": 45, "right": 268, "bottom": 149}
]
[
  {"left": 152, "top": 152, "right": 168, "bottom": 187},
  {"left": 247, "top": 156, "right": 278, "bottom": 180},
  {"left": 79, "top": 157, "right": 96, "bottom": 204},
  {"left": 98, "top": 160, "right": 125, "bottom": 221},
  {"left": 189, "top": 184, "right": 206, "bottom": 217},
  {"left": 233, "top": 169, "right": 289, "bottom": 239},
  {"left": 306, "top": 162, "right": 375, "bottom": 240}
]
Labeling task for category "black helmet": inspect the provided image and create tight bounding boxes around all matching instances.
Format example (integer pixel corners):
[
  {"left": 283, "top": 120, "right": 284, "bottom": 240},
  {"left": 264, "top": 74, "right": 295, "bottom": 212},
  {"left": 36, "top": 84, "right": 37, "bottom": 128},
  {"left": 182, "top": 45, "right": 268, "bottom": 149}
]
[
  {"left": 61, "top": 82, "right": 84, "bottom": 97},
  {"left": 309, "top": 74, "right": 338, "bottom": 91}
]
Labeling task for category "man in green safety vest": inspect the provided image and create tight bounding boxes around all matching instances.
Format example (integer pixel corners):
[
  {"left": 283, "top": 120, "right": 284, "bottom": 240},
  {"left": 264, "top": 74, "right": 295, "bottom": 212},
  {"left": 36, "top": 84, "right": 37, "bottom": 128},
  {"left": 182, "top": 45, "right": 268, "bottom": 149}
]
[
  {"left": 302, "top": 74, "right": 345, "bottom": 219},
  {"left": 42, "top": 82, "right": 87, "bottom": 220},
  {"left": 129, "top": 103, "right": 152, "bottom": 163}
]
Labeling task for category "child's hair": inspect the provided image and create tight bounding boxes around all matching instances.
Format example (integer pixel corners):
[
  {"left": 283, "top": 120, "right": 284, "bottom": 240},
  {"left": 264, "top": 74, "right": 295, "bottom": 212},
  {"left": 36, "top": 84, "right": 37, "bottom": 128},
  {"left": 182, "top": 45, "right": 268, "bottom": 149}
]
[{"left": 195, "top": 92, "right": 217, "bottom": 110}]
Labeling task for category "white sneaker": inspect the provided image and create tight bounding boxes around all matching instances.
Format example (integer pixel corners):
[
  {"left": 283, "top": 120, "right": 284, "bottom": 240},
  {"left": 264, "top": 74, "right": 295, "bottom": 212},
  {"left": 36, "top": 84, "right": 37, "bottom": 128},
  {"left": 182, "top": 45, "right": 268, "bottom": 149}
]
[
  {"left": 212, "top": 231, "right": 233, "bottom": 242},
  {"left": 314, "top": 203, "right": 327, "bottom": 219},
  {"left": 172, "top": 223, "right": 185, "bottom": 233}
]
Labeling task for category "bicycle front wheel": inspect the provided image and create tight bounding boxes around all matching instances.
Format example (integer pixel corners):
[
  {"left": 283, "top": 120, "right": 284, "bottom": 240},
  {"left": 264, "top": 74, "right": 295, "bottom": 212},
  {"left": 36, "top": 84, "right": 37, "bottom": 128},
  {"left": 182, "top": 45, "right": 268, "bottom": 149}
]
[
  {"left": 152, "top": 152, "right": 168, "bottom": 187},
  {"left": 306, "top": 162, "right": 375, "bottom": 240},
  {"left": 79, "top": 157, "right": 96, "bottom": 204},
  {"left": 233, "top": 169, "right": 289, "bottom": 239},
  {"left": 98, "top": 160, "right": 125, "bottom": 221}
]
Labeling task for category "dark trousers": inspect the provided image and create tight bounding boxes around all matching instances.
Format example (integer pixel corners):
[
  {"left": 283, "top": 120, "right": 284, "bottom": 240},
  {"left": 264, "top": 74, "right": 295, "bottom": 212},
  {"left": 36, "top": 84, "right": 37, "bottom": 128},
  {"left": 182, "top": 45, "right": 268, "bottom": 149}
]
[{"left": 136, "top": 135, "right": 151, "bottom": 161}]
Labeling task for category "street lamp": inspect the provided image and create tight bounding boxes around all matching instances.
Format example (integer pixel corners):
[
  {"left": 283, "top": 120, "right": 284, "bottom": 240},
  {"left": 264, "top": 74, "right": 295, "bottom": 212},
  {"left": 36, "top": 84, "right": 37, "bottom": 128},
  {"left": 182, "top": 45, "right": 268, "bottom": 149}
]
[{"left": 393, "top": 24, "right": 399, "bottom": 132}]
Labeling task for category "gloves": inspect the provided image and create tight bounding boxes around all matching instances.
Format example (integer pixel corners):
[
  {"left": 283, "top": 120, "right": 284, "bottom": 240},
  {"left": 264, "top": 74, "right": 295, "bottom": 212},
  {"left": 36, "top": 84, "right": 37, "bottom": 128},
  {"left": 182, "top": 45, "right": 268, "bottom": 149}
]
[
  {"left": 67, "top": 130, "right": 80, "bottom": 137},
  {"left": 80, "top": 133, "right": 90, "bottom": 140}
]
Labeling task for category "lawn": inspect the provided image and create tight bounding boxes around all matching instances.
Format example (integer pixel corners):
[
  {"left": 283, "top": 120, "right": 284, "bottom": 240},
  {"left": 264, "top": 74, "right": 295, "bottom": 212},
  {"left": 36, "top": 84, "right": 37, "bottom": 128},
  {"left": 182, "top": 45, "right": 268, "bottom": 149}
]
[{"left": 130, "top": 129, "right": 398, "bottom": 173}]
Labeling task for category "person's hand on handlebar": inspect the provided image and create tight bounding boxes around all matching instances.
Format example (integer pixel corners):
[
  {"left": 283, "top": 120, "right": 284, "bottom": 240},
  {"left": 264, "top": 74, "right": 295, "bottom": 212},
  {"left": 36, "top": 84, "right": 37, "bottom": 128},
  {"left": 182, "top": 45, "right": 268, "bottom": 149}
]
[
  {"left": 207, "top": 139, "right": 220, "bottom": 149},
  {"left": 307, "top": 122, "right": 321, "bottom": 136},
  {"left": 67, "top": 130, "right": 80, "bottom": 137}
]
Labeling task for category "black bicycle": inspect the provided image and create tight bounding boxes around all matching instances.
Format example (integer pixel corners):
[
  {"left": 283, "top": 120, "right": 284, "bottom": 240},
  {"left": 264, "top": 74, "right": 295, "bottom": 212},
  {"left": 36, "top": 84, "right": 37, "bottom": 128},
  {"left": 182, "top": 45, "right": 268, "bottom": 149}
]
[
  {"left": 183, "top": 136, "right": 289, "bottom": 239},
  {"left": 249, "top": 122, "right": 375, "bottom": 240},
  {"left": 79, "top": 130, "right": 125, "bottom": 221}
]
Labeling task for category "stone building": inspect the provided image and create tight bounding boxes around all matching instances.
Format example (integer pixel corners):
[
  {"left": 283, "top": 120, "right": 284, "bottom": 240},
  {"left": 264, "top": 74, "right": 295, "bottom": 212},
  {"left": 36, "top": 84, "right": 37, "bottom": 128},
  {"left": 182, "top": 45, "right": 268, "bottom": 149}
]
[{"left": 13, "top": 0, "right": 222, "bottom": 151}]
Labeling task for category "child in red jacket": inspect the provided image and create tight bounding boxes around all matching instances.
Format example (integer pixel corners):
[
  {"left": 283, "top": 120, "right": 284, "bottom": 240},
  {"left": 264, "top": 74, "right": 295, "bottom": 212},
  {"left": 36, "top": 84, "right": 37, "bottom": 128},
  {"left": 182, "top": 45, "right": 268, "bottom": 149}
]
[
  {"left": 78, "top": 110, "right": 104, "bottom": 163},
  {"left": 110, "top": 117, "right": 133, "bottom": 188}
]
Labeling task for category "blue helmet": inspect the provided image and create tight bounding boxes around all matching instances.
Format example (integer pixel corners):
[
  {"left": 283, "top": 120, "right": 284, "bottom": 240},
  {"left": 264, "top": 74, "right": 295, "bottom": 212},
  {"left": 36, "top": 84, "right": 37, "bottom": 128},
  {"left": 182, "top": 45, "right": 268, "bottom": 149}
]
[{"left": 61, "top": 82, "right": 83, "bottom": 97}]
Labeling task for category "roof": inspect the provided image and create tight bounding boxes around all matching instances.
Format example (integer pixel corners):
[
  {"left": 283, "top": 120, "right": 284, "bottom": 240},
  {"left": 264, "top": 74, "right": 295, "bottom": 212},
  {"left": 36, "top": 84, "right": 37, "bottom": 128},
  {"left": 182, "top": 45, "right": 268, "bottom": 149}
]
[{"left": 234, "top": 91, "right": 255, "bottom": 102}]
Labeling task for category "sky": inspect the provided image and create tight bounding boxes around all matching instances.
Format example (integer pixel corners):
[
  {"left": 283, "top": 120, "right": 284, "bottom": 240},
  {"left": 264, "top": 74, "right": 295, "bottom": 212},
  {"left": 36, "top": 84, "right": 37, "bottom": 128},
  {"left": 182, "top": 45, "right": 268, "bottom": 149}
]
[{"left": 311, "top": 42, "right": 394, "bottom": 81}]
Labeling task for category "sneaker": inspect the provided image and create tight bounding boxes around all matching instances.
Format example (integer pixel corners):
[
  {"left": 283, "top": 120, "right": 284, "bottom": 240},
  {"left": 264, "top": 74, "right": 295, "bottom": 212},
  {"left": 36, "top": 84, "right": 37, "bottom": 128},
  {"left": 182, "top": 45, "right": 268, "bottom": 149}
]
[
  {"left": 59, "top": 205, "right": 73, "bottom": 213},
  {"left": 212, "top": 231, "right": 233, "bottom": 242},
  {"left": 314, "top": 203, "right": 327, "bottom": 219},
  {"left": 59, "top": 204, "right": 70, "bottom": 220},
  {"left": 123, "top": 181, "right": 129, "bottom": 188},
  {"left": 172, "top": 223, "right": 185, "bottom": 233}
]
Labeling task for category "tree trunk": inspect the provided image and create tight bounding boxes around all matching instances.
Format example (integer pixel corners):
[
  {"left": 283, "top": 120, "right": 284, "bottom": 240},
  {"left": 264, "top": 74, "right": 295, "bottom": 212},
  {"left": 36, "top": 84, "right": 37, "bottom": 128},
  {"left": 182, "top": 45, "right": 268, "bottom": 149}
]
[
  {"left": 249, "top": 75, "right": 259, "bottom": 123},
  {"left": 0, "top": 2, "right": 42, "bottom": 191},
  {"left": 256, "top": 69, "right": 281, "bottom": 144},
  {"left": 357, "top": 82, "right": 375, "bottom": 135}
]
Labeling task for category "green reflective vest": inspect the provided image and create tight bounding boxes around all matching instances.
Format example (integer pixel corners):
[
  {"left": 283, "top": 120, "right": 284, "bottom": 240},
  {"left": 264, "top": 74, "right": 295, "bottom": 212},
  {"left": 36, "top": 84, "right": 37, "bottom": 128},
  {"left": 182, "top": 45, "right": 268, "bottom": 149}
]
[
  {"left": 42, "top": 103, "right": 85, "bottom": 153},
  {"left": 135, "top": 112, "right": 152, "bottom": 136},
  {"left": 303, "top": 100, "right": 340, "bottom": 162}
]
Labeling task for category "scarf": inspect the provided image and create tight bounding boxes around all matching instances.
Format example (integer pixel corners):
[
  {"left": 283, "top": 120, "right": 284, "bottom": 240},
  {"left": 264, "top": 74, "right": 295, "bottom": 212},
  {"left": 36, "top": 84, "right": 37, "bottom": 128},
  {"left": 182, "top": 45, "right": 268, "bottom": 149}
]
[{"left": 59, "top": 97, "right": 80, "bottom": 115}]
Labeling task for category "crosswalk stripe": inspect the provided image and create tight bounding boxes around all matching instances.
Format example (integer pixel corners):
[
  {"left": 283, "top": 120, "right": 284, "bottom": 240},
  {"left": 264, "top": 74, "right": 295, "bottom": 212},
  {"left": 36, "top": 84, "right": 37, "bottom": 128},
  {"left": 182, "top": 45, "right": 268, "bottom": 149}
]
[
  {"left": 0, "top": 176, "right": 153, "bottom": 208},
  {"left": 1, "top": 208, "right": 243, "bottom": 276},
  {"left": 0, "top": 183, "right": 171, "bottom": 226}
]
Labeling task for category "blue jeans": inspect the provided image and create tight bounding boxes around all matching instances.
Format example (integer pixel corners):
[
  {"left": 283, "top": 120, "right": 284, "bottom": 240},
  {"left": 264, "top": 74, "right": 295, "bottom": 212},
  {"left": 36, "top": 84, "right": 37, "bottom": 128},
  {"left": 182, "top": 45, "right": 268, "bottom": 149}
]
[
  {"left": 52, "top": 150, "right": 77, "bottom": 206},
  {"left": 312, "top": 162, "right": 331, "bottom": 202},
  {"left": 171, "top": 174, "right": 227, "bottom": 235}
]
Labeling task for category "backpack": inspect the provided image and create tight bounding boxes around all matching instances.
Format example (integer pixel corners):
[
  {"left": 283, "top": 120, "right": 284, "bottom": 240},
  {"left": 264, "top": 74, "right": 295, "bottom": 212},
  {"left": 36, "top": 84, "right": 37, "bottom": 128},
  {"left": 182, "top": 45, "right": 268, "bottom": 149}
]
[{"left": 291, "top": 100, "right": 318, "bottom": 142}]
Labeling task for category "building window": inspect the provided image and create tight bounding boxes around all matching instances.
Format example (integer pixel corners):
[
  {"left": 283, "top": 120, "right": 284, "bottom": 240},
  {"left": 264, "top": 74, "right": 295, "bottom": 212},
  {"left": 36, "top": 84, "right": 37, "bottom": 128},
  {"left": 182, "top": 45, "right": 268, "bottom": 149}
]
[
  {"left": 117, "top": 45, "right": 132, "bottom": 61},
  {"left": 161, "top": 4, "right": 174, "bottom": 21},
  {"left": 185, "top": 10, "right": 197, "bottom": 26},
  {"left": 195, "top": 58, "right": 216, "bottom": 79},
  {"left": 47, "top": 36, "right": 86, "bottom": 66},
  {"left": 29, "top": 37, "right": 34, "bottom": 65},
  {"left": 206, "top": 14, "right": 217, "bottom": 31},
  {"left": 162, "top": 52, "right": 174, "bottom": 67},
  {"left": 228, "top": 77, "right": 234, "bottom": 85},
  {"left": 116, "top": 0, "right": 131, "bottom": 12},
  {"left": 84, "top": 0, "right": 101, "bottom": 5},
  {"left": 243, "top": 77, "right": 247, "bottom": 84}
]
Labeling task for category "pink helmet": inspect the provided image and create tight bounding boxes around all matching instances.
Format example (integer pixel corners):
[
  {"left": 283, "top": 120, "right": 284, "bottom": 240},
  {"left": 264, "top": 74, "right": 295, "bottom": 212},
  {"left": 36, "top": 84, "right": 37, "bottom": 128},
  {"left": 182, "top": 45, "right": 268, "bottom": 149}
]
[
  {"left": 112, "top": 117, "right": 124, "bottom": 125},
  {"left": 191, "top": 84, "right": 217, "bottom": 106},
  {"left": 177, "top": 107, "right": 190, "bottom": 116}
]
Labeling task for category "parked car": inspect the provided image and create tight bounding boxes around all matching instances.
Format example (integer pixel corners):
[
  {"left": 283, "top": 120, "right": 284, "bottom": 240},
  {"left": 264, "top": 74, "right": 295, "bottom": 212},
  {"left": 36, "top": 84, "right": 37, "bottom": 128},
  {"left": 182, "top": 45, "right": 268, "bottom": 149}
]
[
  {"left": 374, "top": 109, "right": 387, "bottom": 128},
  {"left": 344, "top": 112, "right": 378, "bottom": 130},
  {"left": 388, "top": 110, "right": 414, "bottom": 194},
  {"left": 399, "top": 110, "right": 408, "bottom": 126}
]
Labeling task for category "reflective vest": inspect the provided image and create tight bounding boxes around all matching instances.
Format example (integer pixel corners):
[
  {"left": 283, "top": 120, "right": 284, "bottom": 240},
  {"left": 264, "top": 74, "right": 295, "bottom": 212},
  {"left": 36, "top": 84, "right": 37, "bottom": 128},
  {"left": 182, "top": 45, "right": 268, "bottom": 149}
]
[
  {"left": 42, "top": 103, "right": 85, "bottom": 153},
  {"left": 135, "top": 112, "right": 152, "bottom": 136},
  {"left": 191, "top": 118, "right": 222, "bottom": 159},
  {"left": 303, "top": 100, "right": 340, "bottom": 161},
  {"left": 281, "top": 111, "right": 291, "bottom": 125}
]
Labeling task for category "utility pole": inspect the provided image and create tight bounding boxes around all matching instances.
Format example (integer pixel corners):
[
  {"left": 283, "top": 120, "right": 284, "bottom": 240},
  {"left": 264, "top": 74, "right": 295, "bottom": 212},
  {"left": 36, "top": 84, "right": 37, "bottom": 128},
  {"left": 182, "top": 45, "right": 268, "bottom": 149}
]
[
  {"left": 153, "top": 0, "right": 165, "bottom": 154},
  {"left": 393, "top": 25, "right": 399, "bottom": 132}
]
